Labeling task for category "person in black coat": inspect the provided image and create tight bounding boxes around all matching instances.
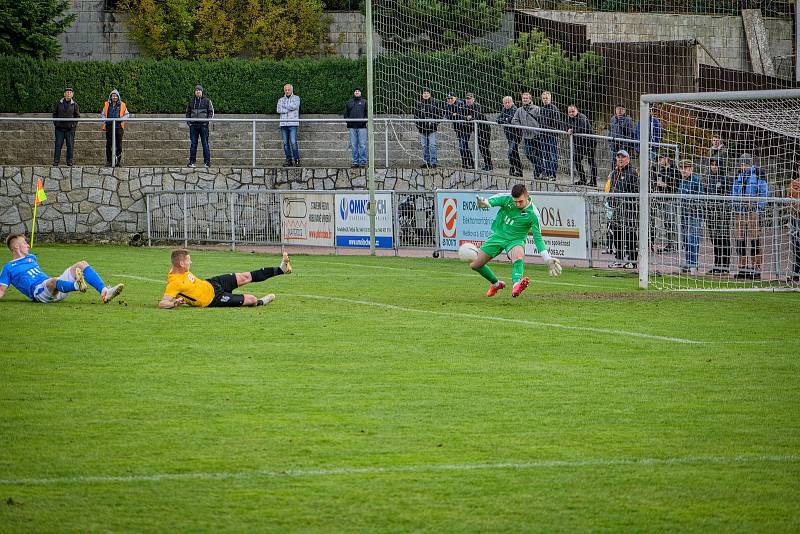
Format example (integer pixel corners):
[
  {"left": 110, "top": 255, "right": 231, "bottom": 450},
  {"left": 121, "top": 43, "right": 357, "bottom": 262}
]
[
  {"left": 185, "top": 84, "right": 214, "bottom": 167},
  {"left": 705, "top": 157, "right": 733, "bottom": 273},
  {"left": 344, "top": 87, "right": 368, "bottom": 168},
  {"left": 52, "top": 87, "right": 80, "bottom": 166},
  {"left": 445, "top": 92, "right": 473, "bottom": 169},
  {"left": 413, "top": 88, "right": 441, "bottom": 168},
  {"left": 463, "top": 93, "right": 492, "bottom": 171},
  {"left": 497, "top": 96, "right": 522, "bottom": 177},
  {"left": 566, "top": 104, "right": 597, "bottom": 186}
]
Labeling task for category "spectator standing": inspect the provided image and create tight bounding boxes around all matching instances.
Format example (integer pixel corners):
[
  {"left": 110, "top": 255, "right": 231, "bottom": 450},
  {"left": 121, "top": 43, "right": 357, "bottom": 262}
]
[
  {"left": 100, "top": 89, "right": 129, "bottom": 167},
  {"left": 705, "top": 157, "right": 733, "bottom": 274},
  {"left": 445, "top": 92, "right": 473, "bottom": 169},
  {"left": 788, "top": 170, "right": 800, "bottom": 282},
  {"left": 496, "top": 96, "right": 522, "bottom": 177},
  {"left": 606, "top": 149, "right": 640, "bottom": 268},
  {"left": 708, "top": 134, "right": 729, "bottom": 171},
  {"left": 609, "top": 104, "right": 635, "bottom": 167},
  {"left": 344, "top": 87, "right": 367, "bottom": 168},
  {"left": 566, "top": 104, "right": 597, "bottom": 186},
  {"left": 464, "top": 93, "right": 493, "bottom": 171},
  {"left": 677, "top": 159, "right": 705, "bottom": 274},
  {"left": 732, "top": 154, "right": 768, "bottom": 279},
  {"left": 635, "top": 111, "right": 662, "bottom": 162},
  {"left": 52, "top": 87, "right": 80, "bottom": 166},
  {"left": 652, "top": 154, "right": 680, "bottom": 252},
  {"left": 413, "top": 88, "right": 440, "bottom": 169},
  {"left": 538, "top": 91, "right": 562, "bottom": 181},
  {"left": 277, "top": 83, "right": 301, "bottom": 167},
  {"left": 511, "top": 92, "right": 541, "bottom": 178},
  {"left": 185, "top": 84, "right": 214, "bottom": 168}
]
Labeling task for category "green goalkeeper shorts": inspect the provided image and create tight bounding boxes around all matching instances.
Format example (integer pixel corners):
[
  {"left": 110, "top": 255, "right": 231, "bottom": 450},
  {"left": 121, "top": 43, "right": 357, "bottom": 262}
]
[{"left": 480, "top": 235, "right": 527, "bottom": 258}]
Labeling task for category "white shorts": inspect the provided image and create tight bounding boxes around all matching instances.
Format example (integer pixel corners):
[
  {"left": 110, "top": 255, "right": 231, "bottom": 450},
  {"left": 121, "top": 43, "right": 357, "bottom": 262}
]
[{"left": 32, "top": 267, "right": 75, "bottom": 303}]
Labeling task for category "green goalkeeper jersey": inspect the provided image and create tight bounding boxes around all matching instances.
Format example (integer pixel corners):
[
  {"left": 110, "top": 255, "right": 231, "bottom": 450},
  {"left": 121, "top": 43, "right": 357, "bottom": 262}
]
[{"left": 488, "top": 194, "right": 547, "bottom": 252}]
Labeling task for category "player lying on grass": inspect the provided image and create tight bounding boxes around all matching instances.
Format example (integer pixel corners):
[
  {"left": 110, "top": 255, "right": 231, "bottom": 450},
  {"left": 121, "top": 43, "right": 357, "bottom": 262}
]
[
  {"left": 0, "top": 234, "right": 124, "bottom": 303},
  {"left": 158, "top": 249, "right": 292, "bottom": 309},
  {"left": 471, "top": 184, "right": 562, "bottom": 297}
]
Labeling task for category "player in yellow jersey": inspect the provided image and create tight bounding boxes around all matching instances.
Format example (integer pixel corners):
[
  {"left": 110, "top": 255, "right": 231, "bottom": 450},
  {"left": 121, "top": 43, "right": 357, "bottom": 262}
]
[
  {"left": 472, "top": 183, "right": 562, "bottom": 297},
  {"left": 158, "top": 249, "right": 292, "bottom": 309}
]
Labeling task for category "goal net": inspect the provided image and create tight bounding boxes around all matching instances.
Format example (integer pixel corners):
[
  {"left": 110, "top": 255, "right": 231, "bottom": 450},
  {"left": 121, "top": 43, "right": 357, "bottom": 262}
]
[{"left": 638, "top": 90, "right": 800, "bottom": 290}]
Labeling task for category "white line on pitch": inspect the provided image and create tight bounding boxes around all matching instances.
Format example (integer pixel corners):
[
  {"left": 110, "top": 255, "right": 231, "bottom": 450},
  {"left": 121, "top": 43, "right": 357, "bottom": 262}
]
[
  {"left": 287, "top": 293, "right": 703, "bottom": 344},
  {"left": 1, "top": 454, "right": 796, "bottom": 487}
]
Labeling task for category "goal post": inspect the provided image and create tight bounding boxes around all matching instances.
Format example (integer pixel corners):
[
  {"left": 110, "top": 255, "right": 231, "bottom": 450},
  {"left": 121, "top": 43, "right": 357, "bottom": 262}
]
[{"left": 638, "top": 89, "right": 800, "bottom": 290}]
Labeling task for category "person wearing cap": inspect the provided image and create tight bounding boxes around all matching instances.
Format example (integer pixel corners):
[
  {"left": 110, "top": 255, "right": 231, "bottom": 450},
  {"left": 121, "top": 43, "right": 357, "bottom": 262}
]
[
  {"left": 445, "top": 92, "right": 473, "bottom": 169},
  {"left": 511, "top": 92, "right": 542, "bottom": 178},
  {"left": 677, "top": 159, "right": 705, "bottom": 274},
  {"left": 651, "top": 153, "right": 680, "bottom": 252},
  {"left": 100, "top": 89, "right": 129, "bottom": 167},
  {"left": 413, "top": 88, "right": 441, "bottom": 169},
  {"left": 277, "top": 83, "right": 301, "bottom": 167},
  {"left": 538, "top": 91, "right": 563, "bottom": 181},
  {"left": 185, "top": 84, "right": 214, "bottom": 168},
  {"left": 463, "top": 92, "right": 492, "bottom": 171},
  {"left": 344, "top": 87, "right": 367, "bottom": 168},
  {"left": 605, "top": 149, "right": 639, "bottom": 269},
  {"left": 52, "top": 87, "right": 80, "bottom": 166},
  {"left": 565, "top": 104, "right": 597, "bottom": 186},
  {"left": 608, "top": 104, "right": 634, "bottom": 168},
  {"left": 496, "top": 96, "right": 522, "bottom": 177},
  {"left": 705, "top": 157, "right": 733, "bottom": 274},
  {"left": 732, "top": 153, "right": 768, "bottom": 279}
]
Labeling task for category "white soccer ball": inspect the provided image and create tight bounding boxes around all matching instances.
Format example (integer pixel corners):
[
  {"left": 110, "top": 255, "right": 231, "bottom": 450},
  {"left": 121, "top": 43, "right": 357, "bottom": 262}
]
[{"left": 458, "top": 242, "right": 480, "bottom": 262}]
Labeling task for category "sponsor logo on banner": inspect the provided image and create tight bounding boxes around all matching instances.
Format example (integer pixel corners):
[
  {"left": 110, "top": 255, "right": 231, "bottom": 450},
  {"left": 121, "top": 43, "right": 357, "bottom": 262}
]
[
  {"left": 334, "top": 193, "right": 393, "bottom": 249},
  {"left": 441, "top": 198, "right": 457, "bottom": 238}
]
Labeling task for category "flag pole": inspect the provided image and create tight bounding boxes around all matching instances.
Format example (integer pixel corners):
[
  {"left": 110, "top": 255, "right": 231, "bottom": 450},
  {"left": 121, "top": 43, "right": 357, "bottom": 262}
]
[{"left": 30, "top": 202, "right": 39, "bottom": 249}]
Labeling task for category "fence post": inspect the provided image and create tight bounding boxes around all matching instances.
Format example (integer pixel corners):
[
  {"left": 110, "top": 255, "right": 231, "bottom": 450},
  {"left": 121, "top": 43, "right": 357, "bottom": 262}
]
[
  {"left": 111, "top": 121, "right": 116, "bottom": 168},
  {"left": 585, "top": 195, "right": 593, "bottom": 268},
  {"left": 384, "top": 119, "right": 389, "bottom": 168},
  {"left": 146, "top": 194, "right": 152, "bottom": 246},
  {"left": 473, "top": 121, "right": 479, "bottom": 171},
  {"left": 182, "top": 192, "right": 188, "bottom": 248},
  {"left": 569, "top": 134, "right": 575, "bottom": 184},
  {"left": 230, "top": 192, "right": 236, "bottom": 251},
  {"left": 252, "top": 120, "right": 257, "bottom": 169}
]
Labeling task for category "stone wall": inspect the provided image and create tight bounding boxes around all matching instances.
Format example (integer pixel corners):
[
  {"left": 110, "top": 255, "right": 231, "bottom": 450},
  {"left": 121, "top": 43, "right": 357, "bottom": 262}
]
[
  {"left": 532, "top": 10, "right": 793, "bottom": 73},
  {"left": 0, "top": 166, "right": 525, "bottom": 241}
]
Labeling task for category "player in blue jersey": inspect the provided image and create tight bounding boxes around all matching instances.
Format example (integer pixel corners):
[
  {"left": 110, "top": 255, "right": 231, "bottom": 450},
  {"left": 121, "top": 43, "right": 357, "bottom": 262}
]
[{"left": 0, "top": 234, "right": 124, "bottom": 303}]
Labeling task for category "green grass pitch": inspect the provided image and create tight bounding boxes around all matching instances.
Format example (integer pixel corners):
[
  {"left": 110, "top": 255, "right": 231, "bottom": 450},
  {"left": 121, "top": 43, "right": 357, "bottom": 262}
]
[{"left": 1, "top": 244, "right": 798, "bottom": 531}]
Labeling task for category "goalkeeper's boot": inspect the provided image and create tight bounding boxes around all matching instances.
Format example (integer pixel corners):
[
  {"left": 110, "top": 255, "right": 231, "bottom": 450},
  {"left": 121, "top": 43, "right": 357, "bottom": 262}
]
[
  {"left": 512, "top": 277, "right": 530, "bottom": 298},
  {"left": 102, "top": 283, "right": 125, "bottom": 303},
  {"left": 280, "top": 252, "right": 292, "bottom": 274},
  {"left": 74, "top": 267, "right": 88, "bottom": 293},
  {"left": 486, "top": 280, "right": 505, "bottom": 297}
]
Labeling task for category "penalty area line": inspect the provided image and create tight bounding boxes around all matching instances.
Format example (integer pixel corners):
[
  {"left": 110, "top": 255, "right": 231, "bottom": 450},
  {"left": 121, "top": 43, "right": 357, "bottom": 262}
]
[{"left": 2, "top": 454, "right": 797, "bottom": 487}]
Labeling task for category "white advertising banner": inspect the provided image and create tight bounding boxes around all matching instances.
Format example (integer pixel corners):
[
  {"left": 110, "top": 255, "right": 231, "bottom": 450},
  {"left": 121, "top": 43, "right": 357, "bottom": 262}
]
[
  {"left": 334, "top": 193, "right": 394, "bottom": 248},
  {"left": 280, "top": 192, "right": 335, "bottom": 247},
  {"left": 436, "top": 190, "right": 587, "bottom": 259}
]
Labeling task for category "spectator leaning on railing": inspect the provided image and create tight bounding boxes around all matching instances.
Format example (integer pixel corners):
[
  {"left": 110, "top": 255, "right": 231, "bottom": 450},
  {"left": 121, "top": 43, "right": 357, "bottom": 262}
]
[
  {"left": 53, "top": 87, "right": 80, "bottom": 167},
  {"left": 277, "top": 83, "right": 301, "bottom": 167}
]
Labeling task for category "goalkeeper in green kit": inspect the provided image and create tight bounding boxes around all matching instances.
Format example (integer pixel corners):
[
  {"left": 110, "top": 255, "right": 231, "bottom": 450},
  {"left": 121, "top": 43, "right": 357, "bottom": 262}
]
[{"left": 472, "top": 184, "right": 562, "bottom": 297}]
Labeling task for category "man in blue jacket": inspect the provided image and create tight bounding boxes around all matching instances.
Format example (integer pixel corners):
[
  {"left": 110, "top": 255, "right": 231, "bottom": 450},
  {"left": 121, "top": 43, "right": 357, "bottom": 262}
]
[
  {"left": 732, "top": 154, "right": 768, "bottom": 279},
  {"left": 677, "top": 159, "right": 705, "bottom": 274}
]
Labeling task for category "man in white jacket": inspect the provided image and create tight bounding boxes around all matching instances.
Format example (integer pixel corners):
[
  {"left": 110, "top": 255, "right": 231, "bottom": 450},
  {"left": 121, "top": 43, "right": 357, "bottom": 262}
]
[{"left": 277, "top": 83, "right": 301, "bottom": 167}]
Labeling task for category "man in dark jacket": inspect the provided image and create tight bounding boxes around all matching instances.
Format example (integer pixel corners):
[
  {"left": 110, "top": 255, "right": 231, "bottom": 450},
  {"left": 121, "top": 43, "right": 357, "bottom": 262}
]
[
  {"left": 566, "top": 104, "right": 597, "bottom": 186},
  {"left": 445, "top": 92, "right": 473, "bottom": 169},
  {"left": 413, "top": 88, "right": 441, "bottom": 169},
  {"left": 705, "top": 157, "right": 733, "bottom": 274},
  {"left": 496, "top": 96, "right": 522, "bottom": 177},
  {"left": 652, "top": 154, "right": 680, "bottom": 252},
  {"left": 185, "top": 84, "right": 214, "bottom": 168},
  {"left": 52, "top": 87, "right": 80, "bottom": 166},
  {"left": 464, "top": 93, "right": 492, "bottom": 171},
  {"left": 538, "top": 91, "right": 563, "bottom": 181},
  {"left": 344, "top": 87, "right": 367, "bottom": 168},
  {"left": 609, "top": 104, "right": 635, "bottom": 167},
  {"left": 606, "top": 149, "right": 640, "bottom": 268}
]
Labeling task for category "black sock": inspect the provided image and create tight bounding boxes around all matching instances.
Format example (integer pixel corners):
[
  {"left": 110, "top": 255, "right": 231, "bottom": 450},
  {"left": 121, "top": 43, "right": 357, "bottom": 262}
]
[
  {"left": 256, "top": 298, "right": 265, "bottom": 306},
  {"left": 250, "top": 267, "right": 281, "bottom": 283}
]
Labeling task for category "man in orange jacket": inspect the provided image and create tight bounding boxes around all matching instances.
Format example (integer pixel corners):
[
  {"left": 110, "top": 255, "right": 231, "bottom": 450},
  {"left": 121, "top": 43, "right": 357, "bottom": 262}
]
[{"left": 100, "top": 89, "right": 129, "bottom": 167}]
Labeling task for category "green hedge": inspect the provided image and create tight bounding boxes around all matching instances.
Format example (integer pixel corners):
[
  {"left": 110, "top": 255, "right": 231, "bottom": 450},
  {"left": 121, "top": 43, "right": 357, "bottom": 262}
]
[{"left": 0, "top": 56, "right": 366, "bottom": 114}]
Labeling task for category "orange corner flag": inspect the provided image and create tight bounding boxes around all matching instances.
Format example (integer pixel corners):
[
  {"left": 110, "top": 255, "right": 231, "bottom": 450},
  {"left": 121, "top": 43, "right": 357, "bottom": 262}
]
[{"left": 35, "top": 179, "right": 47, "bottom": 206}]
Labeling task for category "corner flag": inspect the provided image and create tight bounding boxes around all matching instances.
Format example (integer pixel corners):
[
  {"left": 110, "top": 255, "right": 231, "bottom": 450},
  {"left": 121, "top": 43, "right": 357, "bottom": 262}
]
[{"left": 31, "top": 178, "right": 47, "bottom": 249}]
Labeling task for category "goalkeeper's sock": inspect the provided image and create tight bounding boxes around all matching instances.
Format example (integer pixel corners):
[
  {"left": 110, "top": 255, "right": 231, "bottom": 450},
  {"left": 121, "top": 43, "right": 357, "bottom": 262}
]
[
  {"left": 55, "top": 279, "right": 79, "bottom": 293},
  {"left": 81, "top": 265, "right": 106, "bottom": 294},
  {"left": 474, "top": 264, "right": 498, "bottom": 284},
  {"left": 250, "top": 267, "right": 281, "bottom": 283},
  {"left": 511, "top": 259, "right": 525, "bottom": 285}
]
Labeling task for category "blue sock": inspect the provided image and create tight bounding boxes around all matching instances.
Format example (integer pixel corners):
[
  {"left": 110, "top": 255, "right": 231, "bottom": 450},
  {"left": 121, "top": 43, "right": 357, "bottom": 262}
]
[
  {"left": 55, "top": 279, "right": 79, "bottom": 293},
  {"left": 82, "top": 265, "right": 106, "bottom": 294}
]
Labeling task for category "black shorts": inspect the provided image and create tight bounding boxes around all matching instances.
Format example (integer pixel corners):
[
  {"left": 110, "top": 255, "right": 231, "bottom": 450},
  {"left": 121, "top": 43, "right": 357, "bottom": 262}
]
[{"left": 206, "top": 273, "right": 245, "bottom": 307}]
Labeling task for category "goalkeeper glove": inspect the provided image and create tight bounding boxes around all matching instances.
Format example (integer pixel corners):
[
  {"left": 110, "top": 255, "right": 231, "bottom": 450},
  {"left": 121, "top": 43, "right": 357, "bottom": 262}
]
[
  {"left": 476, "top": 195, "right": 490, "bottom": 208},
  {"left": 540, "top": 251, "right": 563, "bottom": 277}
]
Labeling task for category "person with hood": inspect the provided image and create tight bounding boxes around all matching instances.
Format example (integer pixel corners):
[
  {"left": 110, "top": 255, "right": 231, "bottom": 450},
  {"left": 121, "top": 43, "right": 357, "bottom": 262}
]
[
  {"left": 52, "top": 87, "right": 80, "bottom": 166},
  {"left": 277, "top": 83, "right": 301, "bottom": 167},
  {"left": 185, "top": 84, "right": 214, "bottom": 168},
  {"left": 344, "top": 87, "right": 367, "bottom": 168},
  {"left": 413, "top": 88, "right": 441, "bottom": 169},
  {"left": 732, "top": 153, "right": 769, "bottom": 279},
  {"left": 100, "top": 89, "right": 129, "bottom": 167}
]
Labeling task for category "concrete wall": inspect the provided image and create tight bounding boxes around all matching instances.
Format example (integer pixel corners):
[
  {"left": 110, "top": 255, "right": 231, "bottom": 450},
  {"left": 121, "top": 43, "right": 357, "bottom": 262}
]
[{"left": 532, "top": 10, "right": 793, "bottom": 73}]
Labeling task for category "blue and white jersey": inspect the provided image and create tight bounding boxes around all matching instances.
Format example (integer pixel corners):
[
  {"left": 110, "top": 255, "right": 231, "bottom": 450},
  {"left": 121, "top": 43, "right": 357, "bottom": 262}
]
[{"left": 0, "top": 254, "right": 49, "bottom": 301}]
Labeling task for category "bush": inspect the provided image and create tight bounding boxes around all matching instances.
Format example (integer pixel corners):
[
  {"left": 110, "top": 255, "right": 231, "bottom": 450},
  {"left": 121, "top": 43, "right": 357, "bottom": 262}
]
[{"left": 0, "top": 56, "right": 366, "bottom": 114}]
